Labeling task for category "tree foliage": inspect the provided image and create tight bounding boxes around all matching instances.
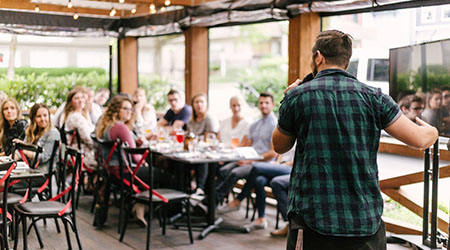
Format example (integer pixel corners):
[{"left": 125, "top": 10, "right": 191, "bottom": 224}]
[
  {"left": 0, "top": 71, "right": 108, "bottom": 109},
  {"left": 238, "top": 56, "right": 287, "bottom": 113}
]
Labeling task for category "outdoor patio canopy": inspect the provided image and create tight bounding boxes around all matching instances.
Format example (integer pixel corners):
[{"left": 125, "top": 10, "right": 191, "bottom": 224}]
[{"left": 0, "top": 0, "right": 448, "bottom": 97}]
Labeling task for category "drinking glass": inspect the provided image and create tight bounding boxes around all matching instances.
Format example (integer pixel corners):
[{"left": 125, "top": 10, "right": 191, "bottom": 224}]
[{"left": 231, "top": 137, "right": 240, "bottom": 148}]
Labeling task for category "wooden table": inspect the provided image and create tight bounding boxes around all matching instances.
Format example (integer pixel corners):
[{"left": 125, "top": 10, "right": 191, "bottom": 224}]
[{"left": 154, "top": 148, "right": 262, "bottom": 239}]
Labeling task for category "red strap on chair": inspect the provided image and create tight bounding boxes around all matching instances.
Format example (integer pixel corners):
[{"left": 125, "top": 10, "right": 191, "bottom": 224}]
[
  {"left": 69, "top": 130, "right": 77, "bottom": 147},
  {"left": 0, "top": 162, "right": 16, "bottom": 185},
  {"left": 0, "top": 208, "right": 12, "bottom": 221},
  {"left": 37, "top": 178, "right": 49, "bottom": 194},
  {"left": 18, "top": 150, "right": 40, "bottom": 169},
  {"left": 8, "top": 180, "right": 20, "bottom": 187},
  {"left": 55, "top": 155, "right": 83, "bottom": 216},
  {"left": 58, "top": 200, "right": 72, "bottom": 216},
  {"left": 18, "top": 150, "right": 29, "bottom": 166},
  {"left": 105, "top": 142, "right": 118, "bottom": 167},
  {"left": 121, "top": 150, "right": 168, "bottom": 203},
  {"left": 49, "top": 186, "right": 72, "bottom": 201},
  {"left": 131, "top": 150, "right": 149, "bottom": 177},
  {"left": 19, "top": 189, "right": 29, "bottom": 204}
]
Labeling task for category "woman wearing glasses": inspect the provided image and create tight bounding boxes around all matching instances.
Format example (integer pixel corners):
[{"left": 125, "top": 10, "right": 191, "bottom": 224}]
[{"left": 95, "top": 95, "right": 149, "bottom": 227}]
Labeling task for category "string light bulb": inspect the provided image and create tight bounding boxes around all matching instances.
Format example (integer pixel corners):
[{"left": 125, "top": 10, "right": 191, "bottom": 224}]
[
  {"left": 73, "top": 12, "right": 79, "bottom": 20},
  {"left": 149, "top": 3, "right": 155, "bottom": 11},
  {"left": 119, "top": 0, "right": 125, "bottom": 3},
  {"left": 164, "top": 0, "right": 171, "bottom": 6},
  {"left": 34, "top": 4, "right": 40, "bottom": 12},
  {"left": 109, "top": 8, "right": 116, "bottom": 16},
  {"left": 160, "top": 6, "right": 166, "bottom": 11},
  {"left": 68, "top": 0, "right": 72, "bottom": 9},
  {"left": 131, "top": 8, "right": 136, "bottom": 14}
]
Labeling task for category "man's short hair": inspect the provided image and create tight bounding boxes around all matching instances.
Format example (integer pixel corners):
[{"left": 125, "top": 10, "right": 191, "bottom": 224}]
[
  {"left": 97, "top": 87, "right": 110, "bottom": 95},
  {"left": 398, "top": 94, "right": 423, "bottom": 110},
  {"left": 440, "top": 86, "right": 450, "bottom": 92},
  {"left": 167, "top": 89, "right": 180, "bottom": 96},
  {"left": 259, "top": 92, "right": 274, "bottom": 103},
  {"left": 312, "top": 30, "right": 353, "bottom": 68}
]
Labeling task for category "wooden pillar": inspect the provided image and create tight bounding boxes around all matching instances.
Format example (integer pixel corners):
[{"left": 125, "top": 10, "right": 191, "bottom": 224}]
[
  {"left": 184, "top": 27, "right": 209, "bottom": 104},
  {"left": 119, "top": 37, "right": 138, "bottom": 95},
  {"left": 288, "top": 13, "right": 320, "bottom": 85}
]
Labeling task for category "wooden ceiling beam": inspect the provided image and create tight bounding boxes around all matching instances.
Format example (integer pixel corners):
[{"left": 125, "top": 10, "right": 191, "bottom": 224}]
[
  {"left": 0, "top": 0, "right": 112, "bottom": 16},
  {"left": 0, "top": 0, "right": 217, "bottom": 17},
  {"left": 122, "top": 0, "right": 216, "bottom": 6}
]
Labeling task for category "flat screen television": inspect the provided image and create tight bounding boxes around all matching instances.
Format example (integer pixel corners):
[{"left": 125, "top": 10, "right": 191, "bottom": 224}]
[{"left": 389, "top": 38, "right": 450, "bottom": 137}]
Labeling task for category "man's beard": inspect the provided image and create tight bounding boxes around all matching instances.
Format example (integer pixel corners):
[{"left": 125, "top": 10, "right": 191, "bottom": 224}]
[{"left": 312, "top": 61, "right": 318, "bottom": 77}]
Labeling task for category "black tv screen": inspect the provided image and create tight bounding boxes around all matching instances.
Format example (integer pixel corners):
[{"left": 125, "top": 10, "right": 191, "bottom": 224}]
[{"left": 389, "top": 38, "right": 450, "bottom": 136}]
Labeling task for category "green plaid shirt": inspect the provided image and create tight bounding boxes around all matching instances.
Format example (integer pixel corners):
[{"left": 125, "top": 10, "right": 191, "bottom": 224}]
[{"left": 278, "top": 69, "right": 401, "bottom": 236}]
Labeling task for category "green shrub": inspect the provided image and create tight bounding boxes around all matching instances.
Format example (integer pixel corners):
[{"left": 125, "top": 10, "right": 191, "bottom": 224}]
[
  {"left": 138, "top": 75, "right": 172, "bottom": 112},
  {"left": 238, "top": 56, "right": 287, "bottom": 113},
  {"left": 0, "top": 71, "right": 108, "bottom": 109}
]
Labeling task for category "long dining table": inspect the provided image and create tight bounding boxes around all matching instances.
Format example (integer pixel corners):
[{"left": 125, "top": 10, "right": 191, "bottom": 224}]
[{"left": 150, "top": 143, "right": 262, "bottom": 239}]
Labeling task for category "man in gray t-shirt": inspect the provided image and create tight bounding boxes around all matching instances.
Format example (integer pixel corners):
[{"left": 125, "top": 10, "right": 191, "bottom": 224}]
[{"left": 215, "top": 92, "right": 278, "bottom": 204}]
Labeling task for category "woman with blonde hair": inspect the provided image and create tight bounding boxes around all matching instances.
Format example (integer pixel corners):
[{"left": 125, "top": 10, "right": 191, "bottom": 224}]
[
  {"left": 22, "top": 103, "right": 60, "bottom": 172},
  {"left": 0, "top": 98, "right": 27, "bottom": 156},
  {"left": 217, "top": 95, "right": 252, "bottom": 148},
  {"left": 63, "top": 86, "right": 97, "bottom": 169},
  {"left": 13, "top": 103, "right": 60, "bottom": 188},
  {"left": 133, "top": 88, "right": 157, "bottom": 136}
]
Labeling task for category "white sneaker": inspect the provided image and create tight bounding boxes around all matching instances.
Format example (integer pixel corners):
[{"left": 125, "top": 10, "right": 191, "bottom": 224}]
[
  {"left": 244, "top": 219, "right": 268, "bottom": 231},
  {"left": 217, "top": 204, "right": 240, "bottom": 214},
  {"left": 190, "top": 189, "right": 205, "bottom": 201}
]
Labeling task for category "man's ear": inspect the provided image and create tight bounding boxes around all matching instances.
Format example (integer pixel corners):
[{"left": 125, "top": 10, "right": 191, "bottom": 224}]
[{"left": 315, "top": 51, "right": 326, "bottom": 66}]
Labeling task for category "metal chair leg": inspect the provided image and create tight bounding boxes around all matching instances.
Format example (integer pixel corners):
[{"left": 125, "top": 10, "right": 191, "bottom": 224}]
[
  {"left": 32, "top": 218, "right": 44, "bottom": 248},
  {"left": 62, "top": 218, "right": 73, "bottom": 250},
  {"left": 21, "top": 215, "right": 27, "bottom": 250},
  {"left": 185, "top": 200, "right": 193, "bottom": 244}
]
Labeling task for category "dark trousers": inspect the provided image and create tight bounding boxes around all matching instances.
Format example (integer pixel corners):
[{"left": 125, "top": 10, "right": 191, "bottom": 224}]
[{"left": 286, "top": 220, "right": 386, "bottom": 250}]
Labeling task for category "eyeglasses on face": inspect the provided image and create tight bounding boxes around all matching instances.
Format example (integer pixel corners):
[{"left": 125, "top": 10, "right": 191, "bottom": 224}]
[{"left": 121, "top": 107, "right": 133, "bottom": 112}]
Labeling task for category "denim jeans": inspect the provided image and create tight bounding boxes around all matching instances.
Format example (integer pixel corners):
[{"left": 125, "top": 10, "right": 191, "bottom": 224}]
[
  {"left": 270, "top": 174, "right": 290, "bottom": 221},
  {"left": 237, "top": 161, "right": 292, "bottom": 218},
  {"left": 215, "top": 162, "right": 253, "bottom": 202}
]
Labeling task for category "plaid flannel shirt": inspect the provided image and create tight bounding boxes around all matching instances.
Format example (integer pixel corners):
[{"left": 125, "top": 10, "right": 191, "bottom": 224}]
[{"left": 278, "top": 69, "right": 401, "bottom": 236}]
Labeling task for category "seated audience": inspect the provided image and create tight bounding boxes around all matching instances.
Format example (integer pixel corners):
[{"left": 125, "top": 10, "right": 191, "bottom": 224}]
[
  {"left": 398, "top": 94, "right": 424, "bottom": 122},
  {"left": 215, "top": 92, "right": 277, "bottom": 209},
  {"left": 217, "top": 96, "right": 252, "bottom": 148},
  {"left": 0, "top": 98, "right": 28, "bottom": 156},
  {"left": 63, "top": 87, "right": 97, "bottom": 170},
  {"left": 157, "top": 89, "right": 192, "bottom": 129},
  {"left": 133, "top": 88, "right": 157, "bottom": 135},
  {"left": 421, "top": 89, "right": 442, "bottom": 129},
  {"left": 187, "top": 93, "right": 219, "bottom": 196}
]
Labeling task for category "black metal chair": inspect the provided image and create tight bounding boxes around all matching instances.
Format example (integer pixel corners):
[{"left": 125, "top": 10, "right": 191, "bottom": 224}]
[
  {"left": 119, "top": 146, "right": 193, "bottom": 249},
  {"left": 0, "top": 159, "right": 17, "bottom": 250},
  {"left": 93, "top": 137, "right": 124, "bottom": 232},
  {"left": 13, "top": 145, "right": 83, "bottom": 250},
  {"left": 62, "top": 128, "right": 95, "bottom": 208}
]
